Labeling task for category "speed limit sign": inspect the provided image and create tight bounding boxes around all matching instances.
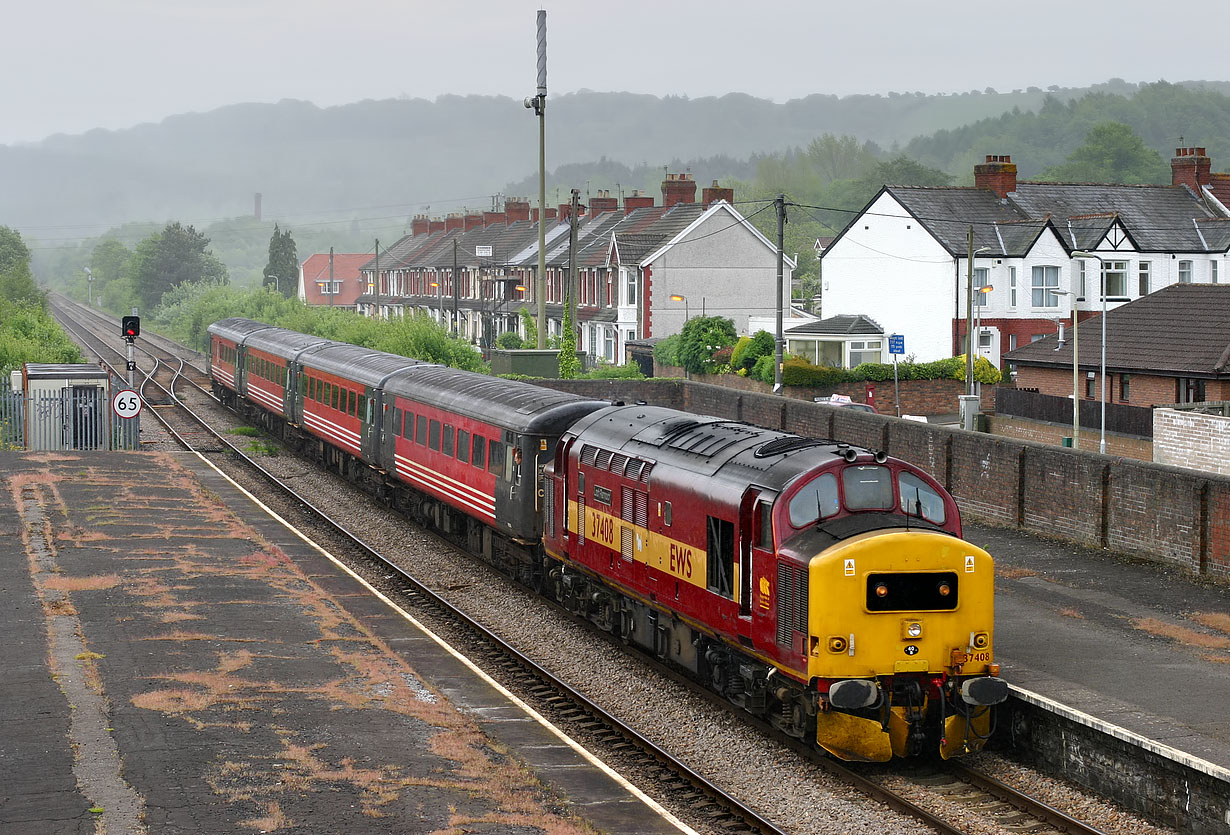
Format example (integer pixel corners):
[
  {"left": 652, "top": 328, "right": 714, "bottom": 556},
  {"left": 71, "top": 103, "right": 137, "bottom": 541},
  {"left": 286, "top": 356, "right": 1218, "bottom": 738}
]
[{"left": 112, "top": 389, "right": 142, "bottom": 419}]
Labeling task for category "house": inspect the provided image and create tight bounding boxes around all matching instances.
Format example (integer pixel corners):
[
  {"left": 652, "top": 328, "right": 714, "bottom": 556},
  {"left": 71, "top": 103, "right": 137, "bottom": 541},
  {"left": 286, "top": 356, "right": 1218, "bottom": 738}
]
[
  {"left": 819, "top": 148, "right": 1230, "bottom": 368},
  {"left": 354, "top": 176, "right": 793, "bottom": 365},
  {"left": 1004, "top": 283, "right": 1230, "bottom": 407},
  {"left": 779, "top": 314, "right": 885, "bottom": 368},
  {"left": 298, "top": 253, "right": 371, "bottom": 308}
]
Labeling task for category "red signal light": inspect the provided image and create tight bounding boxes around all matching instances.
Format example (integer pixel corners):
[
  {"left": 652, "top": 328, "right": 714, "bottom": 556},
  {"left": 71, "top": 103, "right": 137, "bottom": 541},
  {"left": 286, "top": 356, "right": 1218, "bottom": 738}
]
[{"left": 121, "top": 316, "right": 141, "bottom": 338}]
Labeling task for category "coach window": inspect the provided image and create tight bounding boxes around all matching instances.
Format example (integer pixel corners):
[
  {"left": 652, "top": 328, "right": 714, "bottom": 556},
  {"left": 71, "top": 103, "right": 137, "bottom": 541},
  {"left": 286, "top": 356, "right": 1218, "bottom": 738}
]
[
  {"left": 706, "top": 516, "right": 735, "bottom": 598},
  {"left": 348, "top": 390, "right": 357, "bottom": 417},
  {"left": 393, "top": 408, "right": 402, "bottom": 437},
  {"left": 842, "top": 465, "right": 894, "bottom": 510},
  {"left": 402, "top": 412, "right": 414, "bottom": 440},
  {"left": 416, "top": 415, "right": 427, "bottom": 446},
  {"left": 442, "top": 424, "right": 455, "bottom": 456},
  {"left": 488, "top": 439, "right": 504, "bottom": 475},
  {"left": 471, "top": 434, "right": 485, "bottom": 469},
  {"left": 898, "top": 472, "right": 945, "bottom": 525},
  {"left": 357, "top": 393, "right": 366, "bottom": 420},
  {"left": 457, "top": 429, "right": 470, "bottom": 463},
  {"left": 331, "top": 384, "right": 340, "bottom": 411},
  {"left": 429, "top": 420, "right": 441, "bottom": 451}
]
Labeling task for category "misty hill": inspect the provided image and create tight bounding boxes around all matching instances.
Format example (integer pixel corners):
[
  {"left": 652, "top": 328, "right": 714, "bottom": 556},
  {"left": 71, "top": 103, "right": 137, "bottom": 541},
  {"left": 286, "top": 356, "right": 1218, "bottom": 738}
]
[
  {"left": 0, "top": 85, "right": 1108, "bottom": 232},
  {"left": 6, "top": 79, "right": 1230, "bottom": 240}
]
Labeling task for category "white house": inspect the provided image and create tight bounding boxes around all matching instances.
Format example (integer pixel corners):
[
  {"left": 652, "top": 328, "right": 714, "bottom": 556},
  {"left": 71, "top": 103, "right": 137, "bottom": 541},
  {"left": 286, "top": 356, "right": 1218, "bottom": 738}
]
[{"left": 820, "top": 149, "right": 1230, "bottom": 367}]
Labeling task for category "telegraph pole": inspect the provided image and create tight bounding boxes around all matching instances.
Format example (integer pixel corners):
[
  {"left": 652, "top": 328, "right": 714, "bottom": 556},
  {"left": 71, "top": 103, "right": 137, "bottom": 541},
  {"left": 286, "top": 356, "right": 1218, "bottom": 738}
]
[
  {"left": 453, "top": 238, "right": 460, "bottom": 335},
  {"left": 528, "top": 10, "right": 547, "bottom": 349},
  {"left": 569, "top": 188, "right": 579, "bottom": 344},
  {"left": 373, "top": 239, "right": 381, "bottom": 320},
  {"left": 328, "top": 247, "right": 334, "bottom": 307},
  {"left": 965, "top": 226, "right": 975, "bottom": 395},
  {"left": 774, "top": 194, "right": 786, "bottom": 394}
]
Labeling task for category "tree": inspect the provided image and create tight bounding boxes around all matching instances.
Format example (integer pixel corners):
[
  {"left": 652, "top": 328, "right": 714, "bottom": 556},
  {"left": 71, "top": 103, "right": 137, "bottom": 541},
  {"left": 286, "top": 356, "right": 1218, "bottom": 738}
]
[
  {"left": 1040, "top": 122, "right": 1170, "bottom": 184},
  {"left": 129, "top": 222, "right": 229, "bottom": 312},
  {"left": 263, "top": 224, "right": 299, "bottom": 297},
  {"left": 677, "top": 315, "right": 737, "bottom": 374},
  {"left": 0, "top": 226, "right": 41, "bottom": 306},
  {"left": 557, "top": 291, "right": 580, "bottom": 378}
]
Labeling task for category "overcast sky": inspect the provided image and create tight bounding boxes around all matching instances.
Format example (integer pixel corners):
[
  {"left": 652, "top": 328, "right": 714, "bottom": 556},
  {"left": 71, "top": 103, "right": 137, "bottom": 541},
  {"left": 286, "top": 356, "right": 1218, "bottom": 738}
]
[{"left": 4, "top": 0, "right": 1229, "bottom": 146}]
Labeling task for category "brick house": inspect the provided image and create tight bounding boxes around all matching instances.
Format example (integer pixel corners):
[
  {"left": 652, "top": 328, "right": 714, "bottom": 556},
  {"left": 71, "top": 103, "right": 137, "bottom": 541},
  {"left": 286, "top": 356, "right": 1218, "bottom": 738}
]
[
  {"left": 819, "top": 148, "right": 1230, "bottom": 367},
  {"left": 298, "top": 253, "right": 371, "bottom": 308},
  {"left": 1004, "top": 283, "right": 1230, "bottom": 407}
]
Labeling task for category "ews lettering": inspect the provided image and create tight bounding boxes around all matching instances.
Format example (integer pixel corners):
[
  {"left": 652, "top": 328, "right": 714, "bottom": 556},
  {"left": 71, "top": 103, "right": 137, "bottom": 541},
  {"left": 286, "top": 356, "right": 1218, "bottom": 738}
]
[{"left": 669, "top": 543, "right": 693, "bottom": 578}]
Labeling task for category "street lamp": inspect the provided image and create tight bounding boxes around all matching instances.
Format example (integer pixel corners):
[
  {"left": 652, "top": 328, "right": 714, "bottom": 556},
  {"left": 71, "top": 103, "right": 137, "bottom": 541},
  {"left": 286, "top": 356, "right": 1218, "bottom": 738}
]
[
  {"left": 1072, "top": 251, "right": 1107, "bottom": 454},
  {"left": 965, "top": 246, "right": 991, "bottom": 396},
  {"left": 1048, "top": 289, "right": 1079, "bottom": 450},
  {"left": 267, "top": 274, "right": 280, "bottom": 296},
  {"left": 973, "top": 283, "right": 994, "bottom": 362},
  {"left": 669, "top": 294, "right": 689, "bottom": 324},
  {"left": 430, "top": 281, "right": 442, "bottom": 326}
]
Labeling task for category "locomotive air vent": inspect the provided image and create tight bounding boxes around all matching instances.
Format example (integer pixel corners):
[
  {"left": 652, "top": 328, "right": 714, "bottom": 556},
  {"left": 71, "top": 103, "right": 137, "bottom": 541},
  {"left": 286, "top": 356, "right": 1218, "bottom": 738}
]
[{"left": 754, "top": 437, "right": 823, "bottom": 458}]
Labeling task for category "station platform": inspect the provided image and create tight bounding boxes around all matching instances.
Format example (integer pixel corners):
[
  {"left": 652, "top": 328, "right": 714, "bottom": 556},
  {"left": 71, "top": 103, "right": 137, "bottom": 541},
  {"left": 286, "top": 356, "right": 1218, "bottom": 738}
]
[
  {"left": 0, "top": 450, "right": 686, "bottom": 835},
  {"left": 973, "top": 520, "right": 1230, "bottom": 773}
]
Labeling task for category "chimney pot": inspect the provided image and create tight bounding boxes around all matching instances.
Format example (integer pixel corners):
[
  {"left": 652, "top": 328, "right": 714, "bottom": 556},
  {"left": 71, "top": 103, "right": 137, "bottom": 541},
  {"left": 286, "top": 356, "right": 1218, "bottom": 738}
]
[{"left": 974, "top": 154, "right": 1018, "bottom": 199}]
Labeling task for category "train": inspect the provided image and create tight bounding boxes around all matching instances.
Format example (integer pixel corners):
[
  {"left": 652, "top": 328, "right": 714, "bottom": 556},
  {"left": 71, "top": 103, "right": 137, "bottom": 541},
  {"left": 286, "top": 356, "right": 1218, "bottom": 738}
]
[{"left": 209, "top": 317, "right": 1007, "bottom": 762}]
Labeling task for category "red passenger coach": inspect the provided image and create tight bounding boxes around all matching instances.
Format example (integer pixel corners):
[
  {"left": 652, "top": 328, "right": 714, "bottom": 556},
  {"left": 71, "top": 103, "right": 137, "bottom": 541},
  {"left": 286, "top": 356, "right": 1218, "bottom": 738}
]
[{"left": 209, "top": 318, "right": 276, "bottom": 398}]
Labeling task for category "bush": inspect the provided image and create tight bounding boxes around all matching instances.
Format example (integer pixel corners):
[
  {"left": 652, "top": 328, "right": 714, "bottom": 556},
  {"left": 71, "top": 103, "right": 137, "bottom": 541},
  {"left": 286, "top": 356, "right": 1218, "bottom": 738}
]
[
  {"left": 737, "top": 330, "right": 775, "bottom": 373},
  {"left": 751, "top": 354, "right": 775, "bottom": 383},
  {"left": 653, "top": 334, "right": 682, "bottom": 367},
  {"left": 729, "top": 336, "right": 752, "bottom": 370},
  {"left": 781, "top": 357, "right": 849, "bottom": 388},
  {"left": 579, "top": 363, "right": 645, "bottom": 380},
  {"left": 495, "top": 331, "right": 523, "bottom": 350},
  {"left": 677, "top": 315, "right": 737, "bottom": 374}
]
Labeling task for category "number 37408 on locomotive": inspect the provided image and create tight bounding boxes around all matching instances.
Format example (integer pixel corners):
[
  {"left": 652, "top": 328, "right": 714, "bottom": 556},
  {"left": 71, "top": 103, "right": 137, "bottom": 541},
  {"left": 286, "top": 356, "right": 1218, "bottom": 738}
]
[{"left": 540, "top": 404, "right": 1007, "bottom": 762}]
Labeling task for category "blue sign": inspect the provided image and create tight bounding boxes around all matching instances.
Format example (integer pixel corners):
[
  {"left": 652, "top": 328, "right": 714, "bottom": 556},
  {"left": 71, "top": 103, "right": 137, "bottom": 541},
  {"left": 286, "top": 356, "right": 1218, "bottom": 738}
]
[{"left": 888, "top": 334, "right": 905, "bottom": 355}]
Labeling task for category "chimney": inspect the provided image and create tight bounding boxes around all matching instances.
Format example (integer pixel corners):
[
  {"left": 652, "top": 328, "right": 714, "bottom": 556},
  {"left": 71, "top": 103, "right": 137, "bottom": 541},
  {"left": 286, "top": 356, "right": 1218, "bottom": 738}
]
[
  {"left": 429, "top": 218, "right": 446, "bottom": 234},
  {"left": 624, "top": 189, "right": 654, "bottom": 214},
  {"left": 661, "top": 173, "right": 697, "bottom": 207},
  {"left": 558, "top": 202, "right": 573, "bottom": 223},
  {"left": 445, "top": 213, "right": 465, "bottom": 233},
  {"left": 974, "top": 154, "right": 1017, "bottom": 199},
  {"left": 464, "top": 213, "right": 484, "bottom": 231},
  {"left": 504, "top": 199, "right": 531, "bottom": 223},
  {"left": 1171, "top": 147, "right": 1212, "bottom": 191},
  {"left": 590, "top": 189, "right": 619, "bottom": 214},
  {"left": 411, "top": 214, "right": 431, "bottom": 237},
  {"left": 545, "top": 207, "right": 557, "bottom": 220},
  {"left": 702, "top": 180, "right": 734, "bottom": 207},
  {"left": 483, "top": 210, "right": 506, "bottom": 227}
]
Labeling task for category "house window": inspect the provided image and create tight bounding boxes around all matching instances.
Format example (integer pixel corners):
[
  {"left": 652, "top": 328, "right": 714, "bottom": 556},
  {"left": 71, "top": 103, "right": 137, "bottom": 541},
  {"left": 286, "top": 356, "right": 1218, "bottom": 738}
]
[
  {"left": 1138, "top": 262, "right": 1151, "bottom": 296},
  {"left": 1077, "top": 261, "right": 1086, "bottom": 299},
  {"left": 1177, "top": 378, "right": 1205, "bottom": 404},
  {"left": 1086, "top": 372, "right": 1096, "bottom": 399},
  {"left": 1030, "top": 334, "right": 1046, "bottom": 343},
  {"left": 1213, "top": 260, "right": 1220, "bottom": 284},
  {"left": 1009, "top": 334, "right": 1018, "bottom": 351},
  {"left": 848, "top": 340, "right": 882, "bottom": 366},
  {"left": 1120, "top": 374, "right": 1130, "bottom": 402},
  {"left": 1009, "top": 267, "right": 1017, "bottom": 308},
  {"left": 978, "top": 331, "right": 993, "bottom": 349},
  {"left": 1103, "top": 261, "right": 1128, "bottom": 297},
  {"left": 1179, "top": 260, "right": 1193, "bottom": 283},
  {"left": 974, "top": 268, "right": 990, "bottom": 306},
  {"left": 625, "top": 270, "right": 637, "bottom": 305},
  {"left": 1031, "top": 265, "right": 1060, "bottom": 307}
]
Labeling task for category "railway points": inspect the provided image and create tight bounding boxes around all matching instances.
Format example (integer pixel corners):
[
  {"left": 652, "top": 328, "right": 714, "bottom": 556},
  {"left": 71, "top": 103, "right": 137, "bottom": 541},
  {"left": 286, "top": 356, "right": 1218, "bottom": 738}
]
[{"left": 0, "top": 449, "right": 690, "bottom": 835}]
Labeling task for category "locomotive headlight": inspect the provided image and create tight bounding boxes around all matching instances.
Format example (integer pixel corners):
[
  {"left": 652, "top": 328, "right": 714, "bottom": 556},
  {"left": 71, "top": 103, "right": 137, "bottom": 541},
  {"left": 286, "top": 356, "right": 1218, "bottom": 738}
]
[
  {"left": 971, "top": 631, "right": 990, "bottom": 649},
  {"left": 874, "top": 582, "right": 889, "bottom": 598},
  {"left": 937, "top": 581, "right": 952, "bottom": 597},
  {"left": 902, "top": 620, "right": 923, "bottom": 640},
  {"left": 827, "top": 636, "right": 848, "bottom": 653}
]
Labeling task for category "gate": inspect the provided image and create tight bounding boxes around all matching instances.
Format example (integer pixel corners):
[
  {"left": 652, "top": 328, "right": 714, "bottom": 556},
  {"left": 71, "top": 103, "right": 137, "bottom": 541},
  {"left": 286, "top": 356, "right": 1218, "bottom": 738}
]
[{"left": 0, "top": 378, "right": 139, "bottom": 451}]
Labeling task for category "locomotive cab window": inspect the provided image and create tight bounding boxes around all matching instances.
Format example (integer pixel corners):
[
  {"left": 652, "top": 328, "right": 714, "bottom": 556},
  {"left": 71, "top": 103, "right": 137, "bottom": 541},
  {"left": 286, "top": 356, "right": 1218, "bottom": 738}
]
[
  {"left": 843, "top": 465, "right": 894, "bottom": 510},
  {"left": 755, "top": 500, "right": 773, "bottom": 549},
  {"left": 899, "top": 472, "right": 945, "bottom": 525},
  {"left": 788, "top": 472, "right": 839, "bottom": 527}
]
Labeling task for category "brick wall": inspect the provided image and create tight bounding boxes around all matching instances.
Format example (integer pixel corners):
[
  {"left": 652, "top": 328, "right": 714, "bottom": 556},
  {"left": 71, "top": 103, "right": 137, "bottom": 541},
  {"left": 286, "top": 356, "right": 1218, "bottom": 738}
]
[
  {"left": 989, "top": 414, "right": 1153, "bottom": 460},
  {"left": 1015, "top": 366, "right": 1230, "bottom": 409},
  {"left": 1154, "top": 409, "right": 1230, "bottom": 475},
  {"left": 540, "top": 377, "right": 1230, "bottom": 580}
]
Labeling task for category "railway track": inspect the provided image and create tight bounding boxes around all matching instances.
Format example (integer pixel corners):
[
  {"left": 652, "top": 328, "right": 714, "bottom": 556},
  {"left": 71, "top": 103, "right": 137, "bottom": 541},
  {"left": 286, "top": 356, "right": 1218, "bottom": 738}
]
[{"left": 47, "top": 294, "right": 1114, "bottom": 835}]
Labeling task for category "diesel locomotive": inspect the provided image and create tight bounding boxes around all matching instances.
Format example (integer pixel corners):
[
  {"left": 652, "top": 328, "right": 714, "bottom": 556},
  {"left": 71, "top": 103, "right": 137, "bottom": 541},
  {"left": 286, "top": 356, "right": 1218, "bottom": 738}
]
[{"left": 209, "top": 318, "right": 1007, "bottom": 761}]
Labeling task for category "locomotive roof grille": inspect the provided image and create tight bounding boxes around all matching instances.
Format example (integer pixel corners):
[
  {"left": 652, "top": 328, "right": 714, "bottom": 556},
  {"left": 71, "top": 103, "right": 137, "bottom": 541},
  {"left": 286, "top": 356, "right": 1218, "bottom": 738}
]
[{"left": 754, "top": 436, "right": 831, "bottom": 458}]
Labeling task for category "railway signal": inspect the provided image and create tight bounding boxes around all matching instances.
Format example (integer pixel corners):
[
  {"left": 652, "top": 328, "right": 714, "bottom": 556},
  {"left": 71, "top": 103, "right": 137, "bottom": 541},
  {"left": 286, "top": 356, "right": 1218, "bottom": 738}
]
[{"left": 121, "top": 315, "right": 140, "bottom": 339}]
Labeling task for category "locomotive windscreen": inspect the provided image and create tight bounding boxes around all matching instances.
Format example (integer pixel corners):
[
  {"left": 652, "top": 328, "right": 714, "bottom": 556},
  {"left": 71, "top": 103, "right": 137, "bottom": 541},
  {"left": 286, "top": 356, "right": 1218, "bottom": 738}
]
[{"left": 865, "top": 572, "right": 958, "bottom": 611}]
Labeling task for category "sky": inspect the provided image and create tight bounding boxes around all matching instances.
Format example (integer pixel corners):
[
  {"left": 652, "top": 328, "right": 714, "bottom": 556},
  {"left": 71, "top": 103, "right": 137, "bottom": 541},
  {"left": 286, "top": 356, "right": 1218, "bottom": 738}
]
[{"left": 4, "top": 0, "right": 1230, "bottom": 146}]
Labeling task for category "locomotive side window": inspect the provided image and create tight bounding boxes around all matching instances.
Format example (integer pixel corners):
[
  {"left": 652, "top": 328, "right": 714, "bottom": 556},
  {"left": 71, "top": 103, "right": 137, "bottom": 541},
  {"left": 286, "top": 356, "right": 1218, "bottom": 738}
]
[
  {"left": 429, "top": 420, "right": 441, "bottom": 451},
  {"left": 471, "top": 435, "right": 485, "bottom": 469},
  {"left": 899, "top": 472, "right": 945, "bottom": 524},
  {"left": 457, "top": 429, "right": 470, "bottom": 463},
  {"left": 842, "top": 465, "right": 894, "bottom": 510},
  {"left": 755, "top": 500, "right": 773, "bottom": 549},
  {"left": 663, "top": 501, "right": 672, "bottom": 527},
  {"left": 416, "top": 415, "right": 427, "bottom": 445},
  {"left": 707, "top": 516, "right": 735, "bottom": 598},
  {"left": 787, "top": 472, "right": 839, "bottom": 527}
]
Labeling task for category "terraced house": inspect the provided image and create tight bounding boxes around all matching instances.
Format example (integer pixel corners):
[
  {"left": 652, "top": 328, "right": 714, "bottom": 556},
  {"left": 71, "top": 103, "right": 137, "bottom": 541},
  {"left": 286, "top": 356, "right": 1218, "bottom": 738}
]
[{"left": 819, "top": 147, "right": 1230, "bottom": 367}]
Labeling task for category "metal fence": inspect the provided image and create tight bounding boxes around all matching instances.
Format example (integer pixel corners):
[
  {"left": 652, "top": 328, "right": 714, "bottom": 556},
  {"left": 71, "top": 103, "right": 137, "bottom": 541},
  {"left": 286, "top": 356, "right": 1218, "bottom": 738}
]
[
  {"left": 996, "top": 387, "right": 1154, "bottom": 439},
  {"left": 0, "top": 379, "right": 139, "bottom": 451}
]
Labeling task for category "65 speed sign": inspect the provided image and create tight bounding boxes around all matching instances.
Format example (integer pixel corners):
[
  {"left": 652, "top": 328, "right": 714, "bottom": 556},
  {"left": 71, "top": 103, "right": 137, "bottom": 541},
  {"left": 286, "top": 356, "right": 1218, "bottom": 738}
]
[{"left": 112, "top": 389, "right": 143, "bottom": 419}]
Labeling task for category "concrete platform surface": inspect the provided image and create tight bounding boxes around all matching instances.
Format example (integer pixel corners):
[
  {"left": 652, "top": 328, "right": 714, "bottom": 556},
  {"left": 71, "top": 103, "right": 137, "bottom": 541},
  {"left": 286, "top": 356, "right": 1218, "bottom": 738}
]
[{"left": 0, "top": 450, "right": 685, "bottom": 835}]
